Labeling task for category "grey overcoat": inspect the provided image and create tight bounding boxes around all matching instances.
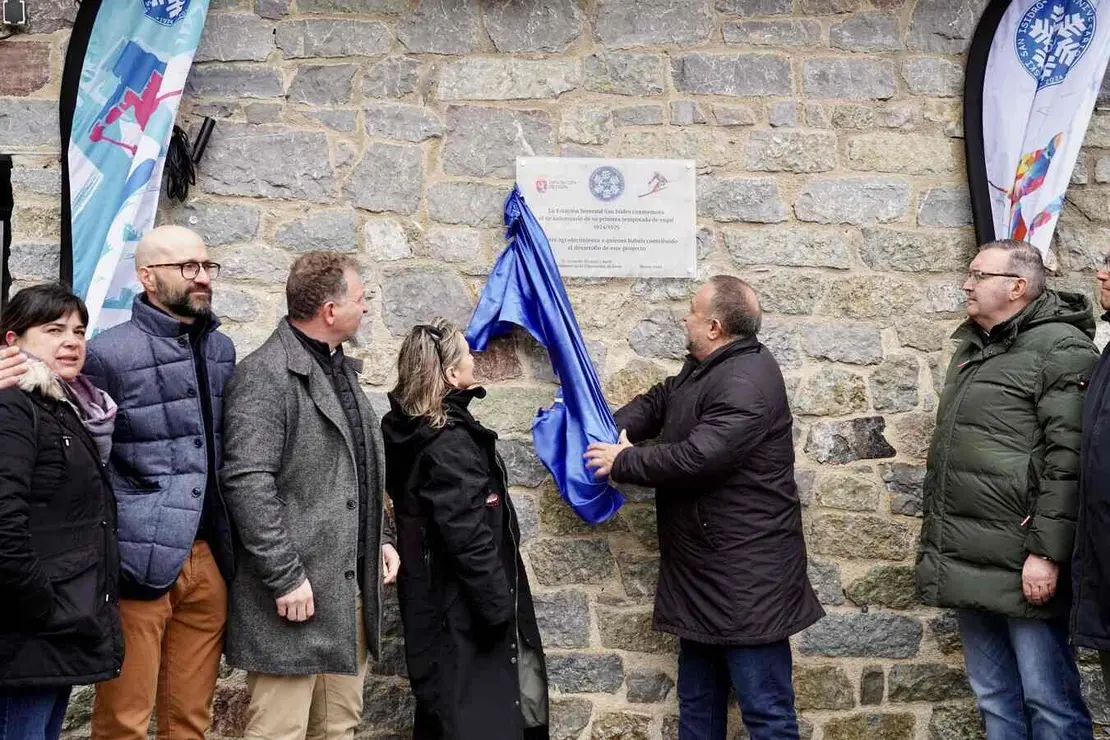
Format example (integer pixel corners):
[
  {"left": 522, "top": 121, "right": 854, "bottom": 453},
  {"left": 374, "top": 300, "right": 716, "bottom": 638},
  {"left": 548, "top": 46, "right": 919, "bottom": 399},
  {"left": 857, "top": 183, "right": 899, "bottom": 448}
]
[{"left": 221, "top": 320, "right": 389, "bottom": 675}]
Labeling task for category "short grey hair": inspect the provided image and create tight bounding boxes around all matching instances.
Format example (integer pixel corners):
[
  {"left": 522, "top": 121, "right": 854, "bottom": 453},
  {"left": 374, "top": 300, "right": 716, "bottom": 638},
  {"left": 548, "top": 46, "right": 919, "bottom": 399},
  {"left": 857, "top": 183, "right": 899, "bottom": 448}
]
[
  {"left": 708, "top": 275, "right": 762, "bottom": 337},
  {"left": 980, "top": 239, "right": 1045, "bottom": 299}
]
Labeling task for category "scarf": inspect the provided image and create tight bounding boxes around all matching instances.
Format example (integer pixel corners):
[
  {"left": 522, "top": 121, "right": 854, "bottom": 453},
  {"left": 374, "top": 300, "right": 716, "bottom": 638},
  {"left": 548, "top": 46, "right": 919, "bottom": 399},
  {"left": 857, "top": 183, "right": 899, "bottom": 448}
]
[{"left": 16, "top": 353, "right": 117, "bottom": 463}]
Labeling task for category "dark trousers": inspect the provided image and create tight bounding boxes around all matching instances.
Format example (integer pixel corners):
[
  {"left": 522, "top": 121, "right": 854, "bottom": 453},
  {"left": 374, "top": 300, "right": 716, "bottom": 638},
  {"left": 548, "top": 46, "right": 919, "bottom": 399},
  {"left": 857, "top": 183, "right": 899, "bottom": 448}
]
[
  {"left": 677, "top": 638, "right": 800, "bottom": 740},
  {"left": 0, "top": 687, "right": 72, "bottom": 740}
]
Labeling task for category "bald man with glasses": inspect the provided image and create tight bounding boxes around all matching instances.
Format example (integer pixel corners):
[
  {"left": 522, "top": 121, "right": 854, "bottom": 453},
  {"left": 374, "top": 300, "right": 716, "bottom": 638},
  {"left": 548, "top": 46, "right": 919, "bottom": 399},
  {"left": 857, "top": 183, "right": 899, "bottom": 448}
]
[{"left": 85, "top": 225, "right": 236, "bottom": 740}]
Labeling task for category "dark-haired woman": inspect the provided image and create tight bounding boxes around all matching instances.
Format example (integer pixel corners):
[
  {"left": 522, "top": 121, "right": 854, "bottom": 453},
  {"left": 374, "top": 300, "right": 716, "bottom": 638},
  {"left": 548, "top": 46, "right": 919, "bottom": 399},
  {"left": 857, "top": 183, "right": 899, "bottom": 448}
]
[
  {"left": 0, "top": 283, "right": 122, "bottom": 740},
  {"left": 381, "top": 318, "right": 549, "bottom": 740}
]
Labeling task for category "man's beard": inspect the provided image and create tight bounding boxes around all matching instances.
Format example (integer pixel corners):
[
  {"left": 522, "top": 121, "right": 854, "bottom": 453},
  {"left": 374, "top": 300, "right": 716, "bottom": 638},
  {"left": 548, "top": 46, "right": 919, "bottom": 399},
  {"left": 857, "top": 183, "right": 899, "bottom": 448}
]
[{"left": 158, "top": 278, "right": 211, "bottom": 318}]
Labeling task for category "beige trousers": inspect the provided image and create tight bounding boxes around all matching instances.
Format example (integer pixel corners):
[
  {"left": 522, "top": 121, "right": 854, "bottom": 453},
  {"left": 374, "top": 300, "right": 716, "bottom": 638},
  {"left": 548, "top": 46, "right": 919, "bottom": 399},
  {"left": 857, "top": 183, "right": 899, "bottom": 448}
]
[{"left": 242, "top": 600, "right": 369, "bottom": 740}]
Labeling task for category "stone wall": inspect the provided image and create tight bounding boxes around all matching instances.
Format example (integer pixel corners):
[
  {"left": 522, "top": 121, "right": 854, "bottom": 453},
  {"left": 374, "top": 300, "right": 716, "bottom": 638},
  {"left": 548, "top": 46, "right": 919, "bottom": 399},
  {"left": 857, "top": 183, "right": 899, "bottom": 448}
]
[{"left": 4, "top": 0, "right": 1110, "bottom": 737}]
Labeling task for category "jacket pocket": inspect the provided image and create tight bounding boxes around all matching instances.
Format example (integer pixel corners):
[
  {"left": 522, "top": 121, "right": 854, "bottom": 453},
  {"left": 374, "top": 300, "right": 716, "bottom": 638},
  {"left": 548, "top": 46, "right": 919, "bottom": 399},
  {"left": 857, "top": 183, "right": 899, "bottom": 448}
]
[
  {"left": 694, "top": 499, "right": 724, "bottom": 550},
  {"left": 39, "top": 546, "right": 105, "bottom": 639}
]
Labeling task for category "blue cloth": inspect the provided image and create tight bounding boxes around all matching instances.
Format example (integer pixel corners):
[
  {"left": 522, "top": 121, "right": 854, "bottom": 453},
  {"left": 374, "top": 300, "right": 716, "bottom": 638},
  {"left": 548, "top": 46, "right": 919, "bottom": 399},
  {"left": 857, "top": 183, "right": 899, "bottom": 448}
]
[
  {"left": 957, "top": 610, "right": 1093, "bottom": 739},
  {"left": 466, "top": 186, "right": 623, "bottom": 525},
  {"left": 84, "top": 296, "right": 236, "bottom": 590},
  {"left": 677, "top": 638, "right": 800, "bottom": 740},
  {"left": 0, "top": 687, "right": 71, "bottom": 740}
]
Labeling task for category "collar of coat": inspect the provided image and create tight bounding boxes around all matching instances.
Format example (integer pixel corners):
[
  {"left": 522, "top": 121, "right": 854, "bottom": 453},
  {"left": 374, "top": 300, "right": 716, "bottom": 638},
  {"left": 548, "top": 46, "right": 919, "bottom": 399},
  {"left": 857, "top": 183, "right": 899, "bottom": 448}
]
[
  {"left": 951, "top": 289, "right": 1096, "bottom": 350},
  {"left": 17, "top": 357, "right": 66, "bottom": 401},
  {"left": 130, "top": 294, "right": 221, "bottom": 339},
  {"left": 688, "top": 335, "right": 761, "bottom": 380},
  {"left": 276, "top": 318, "right": 363, "bottom": 377}
]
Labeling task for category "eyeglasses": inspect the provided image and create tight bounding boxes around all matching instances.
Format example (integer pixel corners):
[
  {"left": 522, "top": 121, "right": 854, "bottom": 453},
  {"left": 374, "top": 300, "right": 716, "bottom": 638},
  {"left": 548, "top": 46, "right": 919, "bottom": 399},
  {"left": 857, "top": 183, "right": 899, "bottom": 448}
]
[
  {"left": 965, "top": 269, "right": 1021, "bottom": 284},
  {"left": 415, "top": 324, "right": 446, "bottom": 365},
  {"left": 1100, "top": 255, "right": 1110, "bottom": 271},
  {"left": 145, "top": 261, "right": 221, "bottom": 280}
]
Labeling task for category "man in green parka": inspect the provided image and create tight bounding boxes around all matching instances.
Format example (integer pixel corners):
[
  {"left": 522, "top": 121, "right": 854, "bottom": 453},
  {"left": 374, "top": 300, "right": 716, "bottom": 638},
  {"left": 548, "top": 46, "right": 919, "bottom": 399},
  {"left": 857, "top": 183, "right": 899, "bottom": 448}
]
[{"left": 917, "top": 240, "right": 1097, "bottom": 740}]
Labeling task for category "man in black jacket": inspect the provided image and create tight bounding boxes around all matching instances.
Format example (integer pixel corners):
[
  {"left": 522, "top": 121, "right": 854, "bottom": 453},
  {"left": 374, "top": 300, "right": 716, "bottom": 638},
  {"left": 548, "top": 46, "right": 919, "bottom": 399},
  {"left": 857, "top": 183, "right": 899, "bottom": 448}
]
[
  {"left": 586, "top": 275, "right": 823, "bottom": 740},
  {"left": 1072, "top": 251, "right": 1110, "bottom": 693}
]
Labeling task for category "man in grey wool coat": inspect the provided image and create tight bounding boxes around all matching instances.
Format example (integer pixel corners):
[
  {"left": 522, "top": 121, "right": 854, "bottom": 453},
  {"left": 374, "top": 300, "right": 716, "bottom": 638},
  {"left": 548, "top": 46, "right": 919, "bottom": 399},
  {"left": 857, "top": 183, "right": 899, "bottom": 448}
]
[{"left": 221, "top": 251, "right": 399, "bottom": 740}]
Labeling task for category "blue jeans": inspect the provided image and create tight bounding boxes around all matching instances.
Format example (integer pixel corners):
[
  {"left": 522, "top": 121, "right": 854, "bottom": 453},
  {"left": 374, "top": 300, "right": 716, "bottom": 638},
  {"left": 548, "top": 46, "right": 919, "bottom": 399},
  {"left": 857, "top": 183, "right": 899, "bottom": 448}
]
[
  {"left": 958, "top": 611, "right": 1093, "bottom": 740},
  {"left": 0, "top": 687, "right": 72, "bottom": 740},
  {"left": 677, "top": 638, "right": 800, "bottom": 740}
]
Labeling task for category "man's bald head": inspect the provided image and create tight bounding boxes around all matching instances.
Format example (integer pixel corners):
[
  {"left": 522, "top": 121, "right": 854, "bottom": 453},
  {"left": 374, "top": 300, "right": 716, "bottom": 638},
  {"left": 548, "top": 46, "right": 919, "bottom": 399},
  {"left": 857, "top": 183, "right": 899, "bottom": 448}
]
[
  {"left": 135, "top": 225, "right": 206, "bottom": 268},
  {"left": 707, "top": 274, "right": 762, "bottom": 338}
]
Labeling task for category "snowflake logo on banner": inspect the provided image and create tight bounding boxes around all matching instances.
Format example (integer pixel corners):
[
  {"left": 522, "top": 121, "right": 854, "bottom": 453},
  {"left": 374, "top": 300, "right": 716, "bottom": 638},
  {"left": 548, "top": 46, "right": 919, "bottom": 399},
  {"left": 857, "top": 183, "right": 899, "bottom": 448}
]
[
  {"left": 589, "top": 166, "right": 625, "bottom": 202},
  {"left": 142, "top": 0, "right": 191, "bottom": 25},
  {"left": 1016, "top": 0, "right": 1097, "bottom": 88}
]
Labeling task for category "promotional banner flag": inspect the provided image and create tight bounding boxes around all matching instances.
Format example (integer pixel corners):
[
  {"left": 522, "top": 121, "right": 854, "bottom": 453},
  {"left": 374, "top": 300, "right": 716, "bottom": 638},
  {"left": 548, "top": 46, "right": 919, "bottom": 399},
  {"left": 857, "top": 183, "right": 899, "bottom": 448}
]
[
  {"left": 467, "top": 186, "right": 624, "bottom": 526},
  {"left": 60, "top": 0, "right": 210, "bottom": 332},
  {"left": 967, "top": 0, "right": 1110, "bottom": 257}
]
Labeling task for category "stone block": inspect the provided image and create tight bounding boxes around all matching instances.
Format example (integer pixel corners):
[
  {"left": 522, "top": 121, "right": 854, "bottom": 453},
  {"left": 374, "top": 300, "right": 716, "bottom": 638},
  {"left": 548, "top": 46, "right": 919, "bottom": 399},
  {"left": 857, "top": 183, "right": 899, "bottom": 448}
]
[
  {"left": 305, "top": 109, "right": 358, "bottom": 133},
  {"left": 160, "top": 200, "right": 260, "bottom": 247},
  {"left": 907, "top": 0, "right": 988, "bottom": 53},
  {"left": 770, "top": 102, "right": 800, "bottom": 127},
  {"left": 484, "top": 0, "right": 584, "bottom": 52},
  {"left": 745, "top": 130, "right": 837, "bottom": 173},
  {"left": 617, "top": 552, "right": 659, "bottom": 603},
  {"left": 591, "top": 711, "right": 651, "bottom": 740},
  {"left": 811, "top": 512, "right": 916, "bottom": 559},
  {"left": 760, "top": 320, "right": 804, "bottom": 370},
  {"left": 800, "top": 613, "right": 923, "bottom": 658},
  {"left": 903, "top": 57, "right": 964, "bottom": 96},
  {"left": 806, "top": 417, "right": 897, "bottom": 464},
  {"left": 815, "top": 472, "right": 880, "bottom": 512},
  {"left": 795, "top": 665, "right": 856, "bottom": 710},
  {"left": 364, "top": 57, "right": 423, "bottom": 99},
  {"left": 750, "top": 272, "right": 825, "bottom": 316},
  {"left": 614, "top": 105, "right": 665, "bottom": 126},
  {"left": 11, "top": 166, "right": 61, "bottom": 197},
  {"left": 427, "top": 182, "right": 505, "bottom": 227},
  {"left": 860, "top": 228, "right": 975, "bottom": 272},
  {"left": 699, "top": 177, "right": 788, "bottom": 223},
  {"left": 0, "top": 100, "right": 59, "bottom": 149},
  {"left": 255, "top": 0, "right": 290, "bottom": 16},
  {"left": 197, "top": 124, "right": 335, "bottom": 202},
  {"left": 798, "top": 0, "right": 861, "bottom": 12},
  {"left": 726, "top": 228, "right": 851, "bottom": 269},
  {"left": 275, "top": 210, "right": 357, "bottom": 253},
  {"left": 794, "top": 369, "right": 869, "bottom": 416},
  {"left": 398, "top": 0, "right": 483, "bottom": 53},
  {"left": 196, "top": 14, "right": 274, "bottom": 62},
  {"left": 801, "top": 322, "right": 883, "bottom": 365},
  {"left": 846, "top": 564, "right": 917, "bottom": 608},
  {"left": 882, "top": 462, "right": 926, "bottom": 517},
  {"left": 804, "top": 59, "right": 896, "bottom": 100},
  {"left": 546, "top": 653, "right": 624, "bottom": 693},
  {"left": 276, "top": 19, "right": 391, "bottom": 58},
  {"left": 830, "top": 12, "right": 901, "bottom": 51},
  {"left": 365, "top": 103, "right": 445, "bottom": 143},
  {"left": 847, "top": 133, "right": 958, "bottom": 175},
  {"left": 551, "top": 697, "right": 593, "bottom": 740},
  {"left": 346, "top": 143, "right": 423, "bottom": 215},
  {"left": 824, "top": 275, "right": 922, "bottom": 319},
  {"left": 562, "top": 105, "right": 614, "bottom": 145},
  {"left": 287, "top": 64, "right": 357, "bottom": 105},
  {"left": 0, "top": 42, "right": 50, "bottom": 96},
  {"left": 887, "top": 411, "right": 936, "bottom": 460},
  {"left": 211, "top": 288, "right": 261, "bottom": 323},
  {"left": 597, "top": 606, "right": 676, "bottom": 654},
  {"left": 670, "top": 101, "right": 708, "bottom": 125},
  {"left": 795, "top": 179, "right": 910, "bottom": 225},
  {"left": 673, "top": 53, "right": 792, "bottom": 97},
  {"left": 824, "top": 713, "right": 916, "bottom": 740},
  {"left": 626, "top": 670, "right": 674, "bottom": 703},
  {"left": 514, "top": 493, "right": 540, "bottom": 542},
  {"left": 629, "top": 309, "right": 686, "bottom": 360},
  {"left": 363, "top": 219, "right": 413, "bottom": 261},
  {"left": 928, "top": 701, "right": 985, "bottom": 740},
  {"left": 498, "top": 438, "right": 547, "bottom": 488},
  {"left": 861, "top": 666, "right": 885, "bottom": 705},
  {"left": 438, "top": 59, "right": 581, "bottom": 101},
  {"left": 604, "top": 359, "right": 670, "bottom": 408},
  {"left": 359, "top": 676, "right": 415, "bottom": 733},
  {"left": 583, "top": 52, "right": 666, "bottom": 96},
  {"left": 381, "top": 269, "right": 472, "bottom": 336},
  {"left": 723, "top": 19, "right": 822, "bottom": 46},
  {"left": 889, "top": 664, "right": 973, "bottom": 702},
  {"left": 713, "top": 105, "right": 759, "bottom": 127},
  {"left": 529, "top": 538, "right": 615, "bottom": 586},
  {"left": 620, "top": 129, "right": 737, "bottom": 168},
  {"left": 917, "top": 186, "right": 974, "bottom": 227},
  {"left": 716, "top": 0, "right": 792, "bottom": 13},
  {"left": 808, "top": 559, "right": 845, "bottom": 605},
  {"left": 534, "top": 589, "right": 591, "bottom": 648},
  {"left": 870, "top": 355, "right": 920, "bottom": 412},
  {"left": 296, "top": 0, "right": 405, "bottom": 10},
  {"left": 24, "top": 0, "right": 75, "bottom": 32},
  {"left": 539, "top": 486, "right": 626, "bottom": 536},
  {"left": 596, "top": 0, "right": 713, "bottom": 48},
  {"left": 443, "top": 106, "right": 554, "bottom": 178},
  {"left": 9, "top": 244, "right": 60, "bottom": 282},
  {"left": 424, "top": 227, "right": 479, "bottom": 263}
]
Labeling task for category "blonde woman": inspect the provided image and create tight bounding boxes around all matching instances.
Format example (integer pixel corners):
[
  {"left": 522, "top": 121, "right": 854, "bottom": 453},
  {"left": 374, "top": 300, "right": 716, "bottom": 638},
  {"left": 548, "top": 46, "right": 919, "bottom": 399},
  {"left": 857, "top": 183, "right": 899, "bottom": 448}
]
[{"left": 381, "top": 318, "right": 549, "bottom": 740}]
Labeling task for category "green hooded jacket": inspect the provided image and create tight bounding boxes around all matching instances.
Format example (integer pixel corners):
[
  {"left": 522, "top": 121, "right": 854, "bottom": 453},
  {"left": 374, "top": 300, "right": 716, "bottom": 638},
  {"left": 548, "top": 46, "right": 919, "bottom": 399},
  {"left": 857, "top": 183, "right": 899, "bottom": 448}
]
[{"left": 916, "top": 290, "right": 1099, "bottom": 619}]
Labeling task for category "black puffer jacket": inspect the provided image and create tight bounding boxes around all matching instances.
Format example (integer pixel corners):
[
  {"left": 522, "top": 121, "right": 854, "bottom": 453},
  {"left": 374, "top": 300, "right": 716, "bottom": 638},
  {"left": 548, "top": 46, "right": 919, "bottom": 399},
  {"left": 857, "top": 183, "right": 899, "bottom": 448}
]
[
  {"left": 612, "top": 336, "right": 824, "bottom": 645},
  {"left": 0, "top": 365, "right": 122, "bottom": 687},
  {"left": 382, "top": 387, "right": 548, "bottom": 740}
]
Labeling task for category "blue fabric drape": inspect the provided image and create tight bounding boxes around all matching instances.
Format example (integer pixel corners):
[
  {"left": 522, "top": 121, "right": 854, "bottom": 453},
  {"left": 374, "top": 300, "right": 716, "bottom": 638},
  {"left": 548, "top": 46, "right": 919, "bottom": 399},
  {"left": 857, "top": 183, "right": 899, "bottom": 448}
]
[{"left": 466, "top": 186, "right": 623, "bottom": 525}]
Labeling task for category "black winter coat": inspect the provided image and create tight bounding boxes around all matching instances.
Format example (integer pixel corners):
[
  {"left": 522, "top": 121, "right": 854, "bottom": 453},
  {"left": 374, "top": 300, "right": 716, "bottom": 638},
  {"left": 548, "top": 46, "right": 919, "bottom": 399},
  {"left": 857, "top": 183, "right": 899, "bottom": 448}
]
[
  {"left": 1073, "top": 313, "right": 1110, "bottom": 650},
  {"left": 612, "top": 336, "right": 824, "bottom": 645},
  {"left": 0, "top": 370, "right": 123, "bottom": 687},
  {"left": 382, "top": 388, "right": 548, "bottom": 740}
]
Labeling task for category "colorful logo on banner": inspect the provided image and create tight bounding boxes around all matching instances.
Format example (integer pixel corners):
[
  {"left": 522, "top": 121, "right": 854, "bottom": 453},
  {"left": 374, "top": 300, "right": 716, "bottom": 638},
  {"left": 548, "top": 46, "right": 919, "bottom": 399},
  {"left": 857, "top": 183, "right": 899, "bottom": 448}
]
[
  {"left": 1016, "top": 0, "right": 1096, "bottom": 87},
  {"left": 69, "top": 0, "right": 209, "bottom": 332}
]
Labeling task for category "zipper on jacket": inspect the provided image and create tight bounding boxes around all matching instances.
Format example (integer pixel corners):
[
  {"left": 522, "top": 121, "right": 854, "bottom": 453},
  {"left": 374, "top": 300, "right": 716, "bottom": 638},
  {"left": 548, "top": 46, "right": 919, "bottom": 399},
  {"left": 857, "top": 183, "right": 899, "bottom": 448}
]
[{"left": 494, "top": 453, "right": 521, "bottom": 637}]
